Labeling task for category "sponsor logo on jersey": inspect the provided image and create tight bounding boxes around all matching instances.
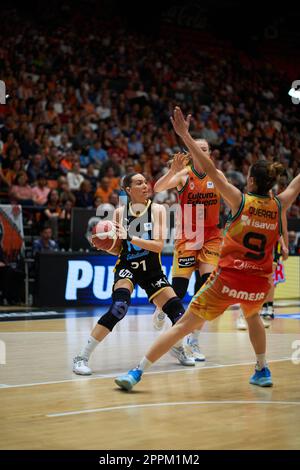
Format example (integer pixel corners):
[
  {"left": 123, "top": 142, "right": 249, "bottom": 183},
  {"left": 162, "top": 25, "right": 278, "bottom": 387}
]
[
  {"left": 178, "top": 256, "right": 196, "bottom": 267},
  {"left": 189, "top": 182, "right": 195, "bottom": 190},
  {"left": 221, "top": 284, "right": 266, "bottom": 301},
  {"left": 233, "top": 259, "right": 264, "bottom": 271},
  {"left": 144, "top": 222, "right": 152, "bottom": 231},
  {"left": 207, "top": 181, "right": 214, "bottom": 188},
  {"left": 241, "top": 215, "right": 277, "bottom": 230},
  {"left": 118, "top": 269, "right": 133, "bottom": 279}
]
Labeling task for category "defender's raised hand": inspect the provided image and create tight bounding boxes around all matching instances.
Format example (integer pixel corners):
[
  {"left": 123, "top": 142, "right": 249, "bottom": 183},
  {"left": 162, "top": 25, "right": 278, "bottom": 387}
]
[
  {"left": 170, "top": 152, "right": 190, "bottom": 173},
  {"left": 170, "top": 106, "right": 192, "bottom": 138}
]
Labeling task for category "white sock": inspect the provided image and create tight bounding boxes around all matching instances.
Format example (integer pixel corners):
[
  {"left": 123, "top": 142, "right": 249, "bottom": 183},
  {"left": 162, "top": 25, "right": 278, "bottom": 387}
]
[
  {"left": 80, "top": 336, "right": 99, "bottom": 360},
  {"left": 189, "top": 329, "right": 201, "bottom": 344},
  {"left": 256, "top": 353, "right": 267, "bottom": 370},
  {"left": 174, "top": 339, "right": 185, "bottom": 348},
  {"left": 138, "top": 356, "right": 153, "bottom": 372}
]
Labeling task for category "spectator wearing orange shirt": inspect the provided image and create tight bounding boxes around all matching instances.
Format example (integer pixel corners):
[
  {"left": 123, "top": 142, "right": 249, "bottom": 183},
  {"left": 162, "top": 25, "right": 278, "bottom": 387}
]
[{"left": 94, "top": 177, "right": 114, "bottom": 203}]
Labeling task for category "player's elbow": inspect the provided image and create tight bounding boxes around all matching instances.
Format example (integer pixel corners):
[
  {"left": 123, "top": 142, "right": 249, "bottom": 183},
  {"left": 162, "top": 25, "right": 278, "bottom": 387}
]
[{"left": 154, "top": 240, "right": 164, "bottom": 253}]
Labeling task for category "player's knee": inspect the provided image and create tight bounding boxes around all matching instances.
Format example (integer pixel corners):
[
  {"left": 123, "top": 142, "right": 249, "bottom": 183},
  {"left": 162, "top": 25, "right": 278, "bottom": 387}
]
[
  {"left": 97, "top": 288, "right": 131, "bottom": 331},
  {"left": 172, "top": 277, "right": 189, "bottom": 299},
  {"left": 162, "top": 296, "right": 185, "bottom": 325},
  {"left": 194, "top": 272, "right": 211, "bottom": 294}
]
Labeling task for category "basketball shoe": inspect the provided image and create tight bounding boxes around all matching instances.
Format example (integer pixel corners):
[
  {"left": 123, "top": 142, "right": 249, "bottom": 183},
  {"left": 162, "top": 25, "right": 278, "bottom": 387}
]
[
  {"left": 115, "top": 368, "right": 143, "bottom": 391},
  {"left": 250, "top": 366, "right": 273, "bottom": 387},
  {"left": 170, "top": 345, "right": 195, "bottom": 366},
  {"left": 186, "top": 337, "right": 206, "bottom": 361},
  {"left": 73, "top": 355, "right": 92, "bottom": 375}
]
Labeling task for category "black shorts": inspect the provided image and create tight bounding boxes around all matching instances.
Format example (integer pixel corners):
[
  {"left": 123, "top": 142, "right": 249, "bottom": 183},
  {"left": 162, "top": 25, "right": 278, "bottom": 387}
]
[{"left": 114, "top": 264, "right": 171, "bottom": 302}]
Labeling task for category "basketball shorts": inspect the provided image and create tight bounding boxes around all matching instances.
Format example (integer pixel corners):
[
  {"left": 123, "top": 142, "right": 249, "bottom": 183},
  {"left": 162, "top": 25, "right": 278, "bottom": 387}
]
[
  {"left": 186, "top": 268, "right": 271, "bottom": 320},
  {"left": 114, "top": 263, "right": 170, "bottom": 302},
  {"left": 172, "top": 237, "right": 222, "bottom": 278}
]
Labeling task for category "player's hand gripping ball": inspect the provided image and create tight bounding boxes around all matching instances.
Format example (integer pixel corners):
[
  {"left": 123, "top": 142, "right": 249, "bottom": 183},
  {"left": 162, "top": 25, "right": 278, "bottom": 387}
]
[{"left": 91, "top": 220, "right": 122, "bottom": 254}]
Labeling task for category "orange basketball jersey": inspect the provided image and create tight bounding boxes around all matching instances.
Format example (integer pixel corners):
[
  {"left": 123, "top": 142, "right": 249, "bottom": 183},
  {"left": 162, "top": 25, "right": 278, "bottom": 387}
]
[
  {"left": 219, "top": 192, "right": 282, "bottom": 276},
  {"left": 176, "top": 166, "right": 221, "bottom": 243}
]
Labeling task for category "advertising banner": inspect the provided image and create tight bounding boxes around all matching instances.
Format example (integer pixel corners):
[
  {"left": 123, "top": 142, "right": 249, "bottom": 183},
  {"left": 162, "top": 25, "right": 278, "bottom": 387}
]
[{"left": 37, "top": 252, "right": 197, "bottom": 307}]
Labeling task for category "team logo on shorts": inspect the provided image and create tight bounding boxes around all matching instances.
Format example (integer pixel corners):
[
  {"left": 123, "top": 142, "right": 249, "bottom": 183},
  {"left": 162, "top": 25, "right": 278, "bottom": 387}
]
[
  {"left": 118, "top": 269, "right": 133, "bottom": 279},
  {"left": 178, "top": 256, "right": 196, "bottom": 267},
  {"left": 151, "top": 278, "right": 167, "bottom": 288}
]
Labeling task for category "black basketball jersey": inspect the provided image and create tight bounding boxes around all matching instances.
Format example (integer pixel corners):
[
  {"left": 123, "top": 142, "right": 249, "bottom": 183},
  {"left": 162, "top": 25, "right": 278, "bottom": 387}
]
[{"left": 118, "top": 199, "right": 162, "bottom": 273}]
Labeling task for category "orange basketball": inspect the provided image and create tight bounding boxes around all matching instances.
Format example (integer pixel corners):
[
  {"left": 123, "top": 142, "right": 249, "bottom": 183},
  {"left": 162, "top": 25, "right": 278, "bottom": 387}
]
[{"left": 91, "top": 220, "right": 122, "bottom": 254}]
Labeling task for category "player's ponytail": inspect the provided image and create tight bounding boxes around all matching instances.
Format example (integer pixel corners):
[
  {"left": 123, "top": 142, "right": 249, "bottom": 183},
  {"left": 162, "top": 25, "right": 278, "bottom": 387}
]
[{"left": 250, "top": 160, "right": 284, "bottom": 195}]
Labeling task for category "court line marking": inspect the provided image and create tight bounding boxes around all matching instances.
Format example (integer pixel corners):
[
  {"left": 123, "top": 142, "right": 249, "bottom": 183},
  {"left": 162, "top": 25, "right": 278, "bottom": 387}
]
[
  {"left": 47, "top": 400, "right": 300, "bottom": 418},
  {"left": 0, "top": 357, "right": 292, "bottom": 389}
]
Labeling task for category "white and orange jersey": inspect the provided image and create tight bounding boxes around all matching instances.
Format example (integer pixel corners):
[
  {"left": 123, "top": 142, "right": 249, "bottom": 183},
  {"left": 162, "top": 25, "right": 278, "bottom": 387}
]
[{"left": 219, "top": 192, "right": 282, "bottom": 276}]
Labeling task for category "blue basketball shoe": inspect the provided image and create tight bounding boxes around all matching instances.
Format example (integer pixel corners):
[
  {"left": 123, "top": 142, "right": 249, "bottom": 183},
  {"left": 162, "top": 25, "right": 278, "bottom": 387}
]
[
  {"left": 115, "top": 368, "right": 142, "bottom": 391},
  {"left": 250, "top": 367, "right": 273, "bottom": 387}
]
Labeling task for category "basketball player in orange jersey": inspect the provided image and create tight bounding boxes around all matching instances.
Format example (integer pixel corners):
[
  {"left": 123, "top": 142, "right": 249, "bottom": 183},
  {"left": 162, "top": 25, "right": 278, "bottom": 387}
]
[
  {"left": 73, "top": 172, "right": 195, "bottom": 375},
  {"left": 115, "top": 107, "right": 300, "bottom": 390},
  {"left": 236, "top": 191, "right": 289, "bottom": 330},
  {"left": 152, "top": 145, "right": 222, "bottom": 361}
]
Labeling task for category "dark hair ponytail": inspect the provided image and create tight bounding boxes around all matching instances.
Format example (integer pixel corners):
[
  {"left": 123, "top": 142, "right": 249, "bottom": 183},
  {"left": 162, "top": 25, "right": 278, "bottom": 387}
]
[{"left": 250, "top": 161, "right": 283, "bottom": 195}]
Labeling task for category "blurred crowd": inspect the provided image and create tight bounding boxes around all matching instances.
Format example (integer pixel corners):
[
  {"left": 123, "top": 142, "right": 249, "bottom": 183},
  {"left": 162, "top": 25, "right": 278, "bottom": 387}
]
[{"left": 0, "top": 10, "right": 300, "bottom": 252}]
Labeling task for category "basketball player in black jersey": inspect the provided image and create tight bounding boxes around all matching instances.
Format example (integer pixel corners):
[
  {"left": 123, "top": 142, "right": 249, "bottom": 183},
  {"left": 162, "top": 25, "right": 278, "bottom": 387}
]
[{"left": 73, "top": 173, "right": 195, "bottom": 375}]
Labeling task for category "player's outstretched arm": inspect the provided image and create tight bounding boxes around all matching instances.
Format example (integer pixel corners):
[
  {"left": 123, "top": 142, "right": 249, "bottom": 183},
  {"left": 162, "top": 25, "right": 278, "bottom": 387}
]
[
  {"left": 277, "top": 173, "right": 300, "bottom": 210},
  {"left": 171, "top": 106, "right": 242, "bottom": 213}
]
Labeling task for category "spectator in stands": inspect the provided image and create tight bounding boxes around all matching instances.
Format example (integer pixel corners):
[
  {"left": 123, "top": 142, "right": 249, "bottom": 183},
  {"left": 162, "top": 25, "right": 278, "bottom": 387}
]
[
  {"left": 32, "top": 174, "right": 50, "bottom": 206},
  {"left": 288, "top": 231, "right": 300, "bottom": 255},
  {"left": 26, "top": 154, "right": 46, "bottom": 184},
  {"left": 67, "top": 161, "right": 84, "bottom": 191},
  {"left": 89, "top": 141, "right": 108, "bottom": 167},
  {"left": 57, "top": 176, "right": 76, "bottom": 205},
  {"left": 59, "top": 200, "right": 73, "bottom": 250},
  {"left": 9, "top": 172, "right": 34, "bottom": 206},
  {"left": 75, "top": 180, "right": 94, "bottom": 208},
  {"left": 39, "top": 189, "right": 61, "bottom": 240},
  {"left": 81, "top": 163, "right": 98, "bottom": 192},
  {"left": 5, "top": 159, "right": 23, "bottom": 186},
  {"left": 32, "top": 225, "right": 59, "bottom": 256},
  {"left": 60, "top": 152, "right": 74, "bottom": 174},
  {"left": 95, "top": 176, "right": 114, "bottom": 203}
]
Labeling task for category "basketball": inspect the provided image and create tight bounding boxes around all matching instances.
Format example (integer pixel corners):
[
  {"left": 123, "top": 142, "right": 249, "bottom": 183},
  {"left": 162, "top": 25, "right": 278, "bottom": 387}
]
[{"left": 91, "top": 220, "right": 122, "bottom": 253}]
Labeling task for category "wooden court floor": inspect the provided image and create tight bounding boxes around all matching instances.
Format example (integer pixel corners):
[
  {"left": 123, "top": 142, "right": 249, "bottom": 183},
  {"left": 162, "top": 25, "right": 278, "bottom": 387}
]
[{"left": 0, "top": 306, "right": 300, "bottom": 450}]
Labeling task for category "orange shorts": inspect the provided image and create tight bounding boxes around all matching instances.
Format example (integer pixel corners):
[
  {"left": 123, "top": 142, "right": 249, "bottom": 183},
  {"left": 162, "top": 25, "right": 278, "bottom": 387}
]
[
  {"left": 187, "top": 268, "right": 271, "bottom": 320},
  {"left": 172, "top": 237, "right": 222, "bottom": 278}
]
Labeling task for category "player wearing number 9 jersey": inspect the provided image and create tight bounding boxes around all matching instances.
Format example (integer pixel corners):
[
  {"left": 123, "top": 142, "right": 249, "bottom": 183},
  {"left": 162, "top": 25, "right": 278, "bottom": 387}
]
[
  {"left": 115, "top": 107, "right": 300, "bottom": 391},
  {"left": 73, "top": 172, "right": 195, "bottom": 376}
]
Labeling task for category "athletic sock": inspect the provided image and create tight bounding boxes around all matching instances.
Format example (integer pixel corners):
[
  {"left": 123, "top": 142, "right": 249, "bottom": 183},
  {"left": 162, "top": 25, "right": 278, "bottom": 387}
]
[
  {"left": 80, "top": 336, "right": 99, "bottom": 360},
  {"left": 256, "top": 353, "right": 267, "bottom": 370},
  {"left": 189, "top": 329, "right": 200, "bottom": 344},
  {"left": 138, "top": 356, "right": 152, "bottom": 372}
]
